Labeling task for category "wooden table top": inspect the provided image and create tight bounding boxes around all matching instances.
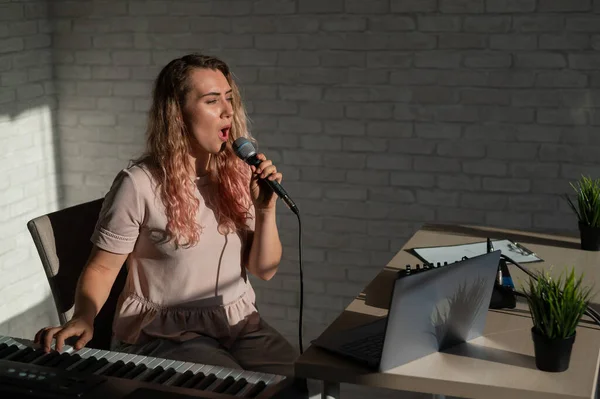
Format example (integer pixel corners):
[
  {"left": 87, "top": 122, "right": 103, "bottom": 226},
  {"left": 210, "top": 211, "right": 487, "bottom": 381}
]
[{"left": 295, "top": 224, "right": 600, "bottom": 399}]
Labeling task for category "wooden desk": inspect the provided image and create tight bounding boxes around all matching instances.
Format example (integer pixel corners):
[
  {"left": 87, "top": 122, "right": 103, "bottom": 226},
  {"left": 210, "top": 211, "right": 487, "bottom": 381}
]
[{"left": 295, "top": 224, "right": 600, "bottom": 399}]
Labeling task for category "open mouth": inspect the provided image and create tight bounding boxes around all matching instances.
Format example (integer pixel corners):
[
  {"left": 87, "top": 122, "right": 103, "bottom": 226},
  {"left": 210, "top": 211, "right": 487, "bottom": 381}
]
[{"left": 218, "top": 127, "right": 230, "bottom": 142}]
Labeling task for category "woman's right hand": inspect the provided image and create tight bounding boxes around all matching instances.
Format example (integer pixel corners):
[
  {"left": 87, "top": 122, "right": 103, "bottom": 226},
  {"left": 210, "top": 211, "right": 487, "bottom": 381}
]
[{"left": 33, "top": 317, "right": 94, "bottom": 353}]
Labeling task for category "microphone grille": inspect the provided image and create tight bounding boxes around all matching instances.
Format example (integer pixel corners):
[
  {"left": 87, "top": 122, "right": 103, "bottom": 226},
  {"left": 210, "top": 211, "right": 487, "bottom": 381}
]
[{"left": 232, "top": 137, "right": 256, "bottom": 161}]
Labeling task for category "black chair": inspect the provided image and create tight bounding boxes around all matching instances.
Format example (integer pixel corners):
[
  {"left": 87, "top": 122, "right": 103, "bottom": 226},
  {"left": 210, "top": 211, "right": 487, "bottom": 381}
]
[{"left": 27, "top": 199, "right": 127, "bottom": 350}]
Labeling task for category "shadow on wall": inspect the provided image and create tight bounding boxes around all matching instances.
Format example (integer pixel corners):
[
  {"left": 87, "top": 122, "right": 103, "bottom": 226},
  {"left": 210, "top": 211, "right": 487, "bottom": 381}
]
[
  {"left": 0, "top": 0, "right": 65, "bottom": 342},
  {"left": 0, "top": 295, "right": 59, "bottom": 340}
]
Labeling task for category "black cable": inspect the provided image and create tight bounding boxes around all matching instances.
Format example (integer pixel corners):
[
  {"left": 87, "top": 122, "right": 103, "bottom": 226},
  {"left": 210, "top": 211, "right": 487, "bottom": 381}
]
[
  {"left": 296, "top": 211, "right": 304, "bottom": 354},
  {"left": 500, "top": 254, "right": 537, "bottom": 280},
  {"left": 511, "top": 290, "right": 600, "bottom": 326},
  {"left": 500, "top": 254, "right": 600, "bottom": 327}
]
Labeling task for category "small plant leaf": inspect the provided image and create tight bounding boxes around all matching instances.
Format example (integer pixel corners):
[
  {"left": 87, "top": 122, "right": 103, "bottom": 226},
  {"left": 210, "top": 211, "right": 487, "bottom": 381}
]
[
  {"left": 564, "top": 175, "right": 600, "bottom": 228},
  {"left": 523, "top": 267, "right": 594, "bottom": 339}
]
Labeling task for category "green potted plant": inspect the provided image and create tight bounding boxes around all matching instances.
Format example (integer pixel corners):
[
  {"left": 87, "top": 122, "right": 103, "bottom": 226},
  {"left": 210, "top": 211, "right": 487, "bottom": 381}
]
[
  {"left": 564, "top": 175, "right": 600, "bottom": 251},
  {"left": 523, "top": 268, "right": 593, "bottom": 372}
]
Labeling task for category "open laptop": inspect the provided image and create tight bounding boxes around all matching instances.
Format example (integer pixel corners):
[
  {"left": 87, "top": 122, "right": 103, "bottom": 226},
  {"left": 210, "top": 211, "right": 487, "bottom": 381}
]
[{"left": 312, "top": 251, "right": 501, "bottom": 371}]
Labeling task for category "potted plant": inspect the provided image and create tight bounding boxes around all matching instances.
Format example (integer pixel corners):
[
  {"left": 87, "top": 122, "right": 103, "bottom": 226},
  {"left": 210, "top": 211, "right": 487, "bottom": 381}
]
[
  {"left": 565, "top": 175, "right": 600, "bottom": 251},
  {"left": 523, "top": 267, "right": 593, "bottom": 372}
]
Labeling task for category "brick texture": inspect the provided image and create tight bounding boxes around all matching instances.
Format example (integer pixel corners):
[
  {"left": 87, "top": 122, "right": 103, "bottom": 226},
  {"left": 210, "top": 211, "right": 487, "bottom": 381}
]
[
  {"left": 2, "top": 1, "right": 600, "bottom": 358},
  {"left": 0, "top": 0, "right": 60, "bottom": 340}
]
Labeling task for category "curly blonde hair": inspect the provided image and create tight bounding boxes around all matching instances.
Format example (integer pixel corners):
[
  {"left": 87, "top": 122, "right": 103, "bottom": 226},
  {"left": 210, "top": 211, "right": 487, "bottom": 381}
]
[{"left": 136, "top": 53, "right": 253, "bottom": 248}]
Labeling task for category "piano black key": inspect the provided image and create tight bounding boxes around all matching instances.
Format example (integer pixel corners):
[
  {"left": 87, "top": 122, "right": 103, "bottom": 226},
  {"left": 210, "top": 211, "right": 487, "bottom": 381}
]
[
  {"left": 213, "top": 375, "right": 235, "bottom": 393},
  {"left": 43, "top": 352, "right": 70, "bottom": 368},
  {"left": 100, "top": 360, "right": 125, "bottom": 376},
  {"left": 0, "top": 345, "right": 20, "bottom": 359},
  {"left": 87, "top": 358, "right": 109, "bottom": 374},
  {"left": 195, "top": 373, "right": 217, "bottom": 390},
  {"left": 5, "top": 346, "right": 34, "bottom": 361},
  {"left": 55, "top": 354, "right": 82, "bottom": 370},
  {"left": 140, "top": 366, "right": 164, "bottom": 382},
  {"left": 170, "top": 370, "right": 194, "bottom": 387},
  {"left": 122, "top": 363, "right": 147, "bottom": 379},
  {"left": 245, "top": 381, "right": 267, "bottom": 398},
  {"left": 0, "top": 335, "right": 286, "bottom": 399},
  {"left": 224, "top": 377, "right": 247, "bottom": 395},
  {"left": 69, "top": 356, "right": 96, "bottom": 372},
  {"left": 32, "top": 350, "right": 60, "bottom": 365},
  {"left": 153, "top": 367, "right": 177, "bottom": 384},
  {"left": 20, "top": 348, "right": 47, "bottom": 363},
  {"left": 181, "top": 371, "right": 205, "bottom": 388},
  {"left": 112, "top": 362, "right": 136, "bottom": 378}
]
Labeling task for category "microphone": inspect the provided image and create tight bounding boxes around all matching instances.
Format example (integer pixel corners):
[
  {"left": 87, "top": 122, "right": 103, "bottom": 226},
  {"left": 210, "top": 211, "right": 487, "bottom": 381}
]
[{"left": 232, "top": 137, "right": 299, "bottom": 215}]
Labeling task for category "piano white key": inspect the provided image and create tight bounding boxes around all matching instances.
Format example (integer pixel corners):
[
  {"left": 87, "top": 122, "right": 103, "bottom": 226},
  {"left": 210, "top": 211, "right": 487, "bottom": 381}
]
[
  {"left": 185, "top": 363, "right": 204, "bottom": 375},
  {"left": 261, "top": 372, "right": 276, "bottom": 385},
  {"left": 160, "top": 359, "right": 176, "bottom": 369},
  {"left": 0, "top": 335, "right": 285, "bottom": 395},
  {"left": 244, "top": 371, "right": 260, "bottom": 384},
  {"left": 20, "top": 338, "right": 35, "bottom": 346},
  {"left": 256, "top": 373, "right": 269, "bottom": 384},
  {"left": 119, "top": 354, "right": 137, "bottom": 364},
  {"left": 148, "top": 357, "right": 169, "bottom": 369},
  {"left": 195, "top": 363, "right": 215, "bottom": 375},
  {"left": 141, "top": 356, "right": 163, "bottom": 369},
  {"left": 97, "top": 353, "right": 117, "bottom": 364},
  {"left": 214, "top": 367, "right": 234, "bottom": 379},
  {"left": 61, "top": 344, "right": 77, "bottom": 352},
  {"left": 81, "top": 349, "right": 100, "bottom": 359},
  {"left": 104, "top": 351, "right": 126, "bottom": 362},
  {"left": 175, "top": 361, "right": 194, "bottom": 374},
  {"left": 47, "top": 341, "right": 72, "bottom": 353},
  {"left": 227, "top": 368, "right": 244, "bottom": 380},
  {"left": 154, "top": 358, "right": 172, "bottom": 370},
  {"left": 168, "top": 360, "right": 185, "bottom": 372},
  {"left": 91, "top": 349, "right": 110, "bottom": 360},
  {"left": 5, "top": 338, "right": 24, "bottom": 349},
  {"left": 128, "top": 355, "right": 147, "bottom": 365},
  {"left": 73, "top": 348, "right": 90, "bottom": 363}
]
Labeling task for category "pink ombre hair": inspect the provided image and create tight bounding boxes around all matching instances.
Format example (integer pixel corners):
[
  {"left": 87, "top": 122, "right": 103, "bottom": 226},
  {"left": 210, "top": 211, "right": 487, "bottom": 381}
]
[{"left": 135, "top": 53, "right": 253, "bottom": 248}]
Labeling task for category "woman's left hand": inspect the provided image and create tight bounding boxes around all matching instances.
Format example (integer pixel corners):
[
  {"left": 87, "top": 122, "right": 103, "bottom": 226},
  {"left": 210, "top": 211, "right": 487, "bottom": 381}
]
[{"left": 249, "top": 153, "right": 282, "bottom": 210}]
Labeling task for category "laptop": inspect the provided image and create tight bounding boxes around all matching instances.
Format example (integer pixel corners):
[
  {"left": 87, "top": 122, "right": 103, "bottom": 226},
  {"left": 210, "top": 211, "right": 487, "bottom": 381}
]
[{"left": 312, "top": 251, "right": 501, "bottom": 371}]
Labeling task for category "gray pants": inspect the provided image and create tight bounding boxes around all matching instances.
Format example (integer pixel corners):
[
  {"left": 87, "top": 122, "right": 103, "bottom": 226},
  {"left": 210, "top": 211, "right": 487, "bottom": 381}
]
[{"left": 111, "top": 317, "right": 298, "bottom": 377}]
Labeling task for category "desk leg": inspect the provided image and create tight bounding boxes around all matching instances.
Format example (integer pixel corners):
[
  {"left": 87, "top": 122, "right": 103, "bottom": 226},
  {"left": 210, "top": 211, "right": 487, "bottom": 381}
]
[{"left": 321, "top": 380, "right": 340, "bottom": 399}]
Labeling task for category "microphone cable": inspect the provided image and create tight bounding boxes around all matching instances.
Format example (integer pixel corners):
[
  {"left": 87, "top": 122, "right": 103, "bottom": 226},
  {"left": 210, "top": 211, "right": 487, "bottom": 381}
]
[
  {"left": 231, "top": 138, "right": 305, "bottom": 352},
  {"left": 296, "top": 211, "right": 304, "bottom": 354}
]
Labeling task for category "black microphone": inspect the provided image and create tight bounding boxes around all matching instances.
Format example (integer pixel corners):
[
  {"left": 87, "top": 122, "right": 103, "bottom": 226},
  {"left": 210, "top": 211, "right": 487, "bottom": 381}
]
[{"left": 232, "top": 137, "right": 299, "bottom": 215}]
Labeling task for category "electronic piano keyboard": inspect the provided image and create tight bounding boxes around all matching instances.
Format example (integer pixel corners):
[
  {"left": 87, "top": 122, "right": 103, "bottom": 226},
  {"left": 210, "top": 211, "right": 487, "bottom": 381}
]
[{"left": 0, "top": 335, "right": 291, "bottom": 398}]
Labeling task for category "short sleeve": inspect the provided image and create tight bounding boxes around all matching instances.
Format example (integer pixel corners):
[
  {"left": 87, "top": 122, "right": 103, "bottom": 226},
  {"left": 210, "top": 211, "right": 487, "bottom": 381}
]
[{"left": 91, "top": 169, "right": 143, "bottom": 254}]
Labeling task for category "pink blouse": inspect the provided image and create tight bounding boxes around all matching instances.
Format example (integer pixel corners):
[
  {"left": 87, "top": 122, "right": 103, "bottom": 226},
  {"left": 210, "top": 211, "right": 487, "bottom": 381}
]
[{"left": 91, "top": 165, "right": 259, "bottom": 346}]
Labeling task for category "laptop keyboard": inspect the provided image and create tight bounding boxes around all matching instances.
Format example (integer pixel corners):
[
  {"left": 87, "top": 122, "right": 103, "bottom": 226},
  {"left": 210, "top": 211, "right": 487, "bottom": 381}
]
[{"left": 340, "top": 331, "right": 385, "bottom": 359}]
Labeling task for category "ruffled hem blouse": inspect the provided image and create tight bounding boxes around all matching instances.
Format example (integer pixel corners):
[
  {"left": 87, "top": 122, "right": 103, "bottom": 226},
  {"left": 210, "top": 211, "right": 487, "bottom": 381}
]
[{"left": 91, "top": 165, "right": 258, "bottom": 346}]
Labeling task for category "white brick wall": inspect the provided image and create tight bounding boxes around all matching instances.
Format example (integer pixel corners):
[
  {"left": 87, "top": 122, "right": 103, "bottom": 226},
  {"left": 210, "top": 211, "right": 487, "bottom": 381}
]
[
  {"left": 0, "top": 0, "right": 59, "bottom": 338},
  {"left": 2, "top": 1, "right": 600, "bottom": 356}
]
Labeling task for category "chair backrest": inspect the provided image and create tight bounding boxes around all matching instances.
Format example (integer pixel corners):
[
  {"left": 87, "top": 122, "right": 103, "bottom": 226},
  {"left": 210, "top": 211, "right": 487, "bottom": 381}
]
[{"left": 27, "top": 199, "right": 127, "bottom": 350}]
